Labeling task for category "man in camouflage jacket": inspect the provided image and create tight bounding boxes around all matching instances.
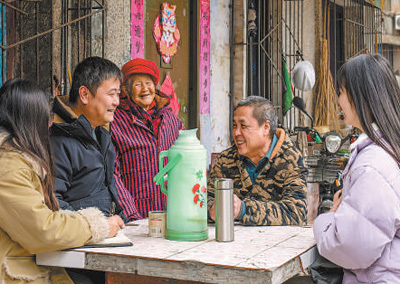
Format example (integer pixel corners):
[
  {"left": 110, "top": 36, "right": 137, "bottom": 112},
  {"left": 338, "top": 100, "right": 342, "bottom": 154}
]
[{"left": 208, "top": 96, "right": 308, "bottom": 226}]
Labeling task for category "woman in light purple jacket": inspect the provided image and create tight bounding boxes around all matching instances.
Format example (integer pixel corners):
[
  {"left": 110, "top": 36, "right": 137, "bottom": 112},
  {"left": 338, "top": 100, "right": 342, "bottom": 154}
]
[{"left": 313, "top": 54, "right": 400, "bottom": 283}]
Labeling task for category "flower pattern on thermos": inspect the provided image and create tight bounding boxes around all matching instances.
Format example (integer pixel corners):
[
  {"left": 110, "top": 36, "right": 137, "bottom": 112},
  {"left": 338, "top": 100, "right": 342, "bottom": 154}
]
[{"left": 192, "top": 183, "right": 207, "bottom": 208}]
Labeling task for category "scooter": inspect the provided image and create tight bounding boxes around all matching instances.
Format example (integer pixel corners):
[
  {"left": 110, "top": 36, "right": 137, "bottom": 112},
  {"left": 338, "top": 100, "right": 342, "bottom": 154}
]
[{"left": 292, "top": 97, "right": 358, "bottom": 213}]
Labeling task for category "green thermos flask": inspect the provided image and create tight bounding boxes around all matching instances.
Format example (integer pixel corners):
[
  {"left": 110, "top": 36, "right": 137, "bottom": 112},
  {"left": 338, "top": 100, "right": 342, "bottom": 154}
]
[{"left": 154, "top": 129, "right": 208, "bottom": 241}]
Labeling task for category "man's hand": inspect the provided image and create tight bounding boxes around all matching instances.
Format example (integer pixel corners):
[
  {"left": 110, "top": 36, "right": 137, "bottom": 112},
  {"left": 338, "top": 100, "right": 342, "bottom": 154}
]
[
  {"left": 106, "top": 215, "right": 125, "bottom": 238},
  {"left": 329, "top": 190, "right": 342, "bottom": 213},
  {"left": 209, "top": 202, "right": 216, "bottom": 221},
  {"left": 209, "top": 194, "right": 243, "bottom": 221},
  {"left": 233, "top": 194, "right": 242, "bottom": 219}
]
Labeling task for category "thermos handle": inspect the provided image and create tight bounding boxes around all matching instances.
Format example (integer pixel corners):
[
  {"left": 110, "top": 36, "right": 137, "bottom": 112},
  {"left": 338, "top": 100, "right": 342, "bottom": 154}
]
[
  {"left": 153, "top": 152, "right": 182, "bottom": 196},
  {"left": 158, "top": 151, "right": 169, "bottom": 196},
  {"left": 158, "top": 150, "right": 169, "bottom": 170}
]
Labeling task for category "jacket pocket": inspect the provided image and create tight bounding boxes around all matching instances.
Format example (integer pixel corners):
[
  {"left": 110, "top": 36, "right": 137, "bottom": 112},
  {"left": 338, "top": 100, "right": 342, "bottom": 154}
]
[{"left": 3, "top": 256, "right": 49, "bottom": 283}]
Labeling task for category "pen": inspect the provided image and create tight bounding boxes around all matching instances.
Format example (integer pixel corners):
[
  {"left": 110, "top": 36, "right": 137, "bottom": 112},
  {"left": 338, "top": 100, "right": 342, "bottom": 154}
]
[{"left": 110, "top": 201, "right": 116, "bottom": 216}]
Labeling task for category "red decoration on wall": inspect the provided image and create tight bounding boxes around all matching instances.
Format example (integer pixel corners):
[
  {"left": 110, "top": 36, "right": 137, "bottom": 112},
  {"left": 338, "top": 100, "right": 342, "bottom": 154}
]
[
  {"left": 131, "top": 0, "right": 144, "bottom": 59},
  {"left": 199, "top": 0, "right": 210, "bottom": 114},
  {"left": 159, "top": 74, "right": 180, "bottom": 115},
  {"left": 153, "top": 2, "right": 180, "bottom": 63}
]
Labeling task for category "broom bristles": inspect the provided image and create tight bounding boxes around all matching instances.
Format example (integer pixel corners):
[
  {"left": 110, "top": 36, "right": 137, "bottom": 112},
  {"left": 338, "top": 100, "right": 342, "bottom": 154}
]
[{"left": 313, "top": 39, "right": 340, "bottom": 132}]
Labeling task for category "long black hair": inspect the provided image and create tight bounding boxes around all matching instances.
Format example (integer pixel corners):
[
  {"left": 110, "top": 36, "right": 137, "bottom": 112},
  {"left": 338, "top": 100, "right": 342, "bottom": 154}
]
[
  {"left": 0, "top": 79, "right": 59, "bottom": 211},
  {"left": 336, "top": 54, "right": 400, "bottom": 165}
]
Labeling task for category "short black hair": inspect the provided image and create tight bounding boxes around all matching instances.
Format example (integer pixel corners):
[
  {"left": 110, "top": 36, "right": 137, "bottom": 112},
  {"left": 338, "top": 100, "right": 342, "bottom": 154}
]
[
  {"left": 69, "top": 56, "right": 122, "bottom": 105},
  {"left": 235, "top": 96, "right": 278, "bottom": 137}
]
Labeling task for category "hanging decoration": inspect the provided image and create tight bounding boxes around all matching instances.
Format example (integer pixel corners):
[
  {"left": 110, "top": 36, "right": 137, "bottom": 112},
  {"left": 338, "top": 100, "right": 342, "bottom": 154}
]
[
  {"left": 153, "top": 2, "right": 180, "bottom": 64},
  {"left": 159, "top": 74, "right": 180, "bottom": 115}
]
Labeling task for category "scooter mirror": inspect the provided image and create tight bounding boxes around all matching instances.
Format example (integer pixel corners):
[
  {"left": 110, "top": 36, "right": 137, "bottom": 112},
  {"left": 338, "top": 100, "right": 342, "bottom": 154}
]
[
  {"left": 292, "top": 96, "right": 315, "bottom": 129},
  {"left": 293, "top": 97, "right": 306, "bottom": 112}
]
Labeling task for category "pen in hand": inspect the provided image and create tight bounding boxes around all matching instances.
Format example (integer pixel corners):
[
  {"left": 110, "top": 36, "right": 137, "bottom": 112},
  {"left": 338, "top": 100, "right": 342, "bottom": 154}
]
[
  {"left": 106, "top": 202, "right": 125, "bottom": 237},
  {"left": 110, "top": 201, "right": 116, "bottom": 216}
]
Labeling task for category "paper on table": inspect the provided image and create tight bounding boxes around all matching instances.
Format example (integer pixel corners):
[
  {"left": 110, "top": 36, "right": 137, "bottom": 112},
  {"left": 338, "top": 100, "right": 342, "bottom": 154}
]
[{"left": 83, "top": 230, "right": 133, "bottom": 248}]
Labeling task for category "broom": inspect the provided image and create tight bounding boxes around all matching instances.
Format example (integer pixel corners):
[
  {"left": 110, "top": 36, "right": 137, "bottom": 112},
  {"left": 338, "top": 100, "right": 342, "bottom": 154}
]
[{"left": 313, "top": 4, "right": 340, "bottom": 132}]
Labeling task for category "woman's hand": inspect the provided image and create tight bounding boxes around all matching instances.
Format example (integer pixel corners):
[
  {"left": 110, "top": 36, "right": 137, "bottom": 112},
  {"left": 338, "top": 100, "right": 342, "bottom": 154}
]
[
  {"left": 329, "top": 190, "right": 343, "bottom": 213},
  {"left": 106, "top": 215, "right": 125, "bottom": 238}
]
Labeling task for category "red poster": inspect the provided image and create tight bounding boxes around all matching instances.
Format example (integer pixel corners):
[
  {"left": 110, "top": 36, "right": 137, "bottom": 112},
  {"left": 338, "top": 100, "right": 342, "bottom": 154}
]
[
  {"left": 199, "top": 0, "right": 210, "bottom": 114},
  {"left": 131, "top": 0, "right": 144, "bottom": 59}
]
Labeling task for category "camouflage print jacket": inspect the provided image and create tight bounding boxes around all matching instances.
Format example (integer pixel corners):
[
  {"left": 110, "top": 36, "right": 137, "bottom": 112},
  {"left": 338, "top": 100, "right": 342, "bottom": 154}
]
[{"left": 207, "top": 128, "right": 308, "bottom": 226}]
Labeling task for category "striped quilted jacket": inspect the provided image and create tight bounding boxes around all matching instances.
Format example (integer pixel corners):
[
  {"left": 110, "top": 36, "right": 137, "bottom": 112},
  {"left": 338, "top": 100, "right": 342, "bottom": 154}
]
[
  {"left": 111, "top": 92, "right": 184, "bottom": 218},
  {"left": 207, "top": 128, "right": 308, "bottom": 226}
]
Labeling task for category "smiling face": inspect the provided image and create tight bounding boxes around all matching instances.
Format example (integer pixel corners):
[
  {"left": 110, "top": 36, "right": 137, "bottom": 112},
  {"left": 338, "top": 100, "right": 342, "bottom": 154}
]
[
  {"left": 338, "top": 86, "right": 362, "bottom": 130},
  {"left": 232, "top": 106, "right": 272, "bottom": 164},
  {"left": 81, "top": 77, "right": 120, "bottom": 128},
  {"left": 124, "top": 74, "right": 156, "bottom": 111}
]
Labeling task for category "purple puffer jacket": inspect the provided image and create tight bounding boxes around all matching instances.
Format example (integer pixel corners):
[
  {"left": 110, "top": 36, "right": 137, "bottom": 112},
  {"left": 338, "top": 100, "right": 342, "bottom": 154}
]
[{"left": 314, "top": 132, "right": 400, "bottom": 283}]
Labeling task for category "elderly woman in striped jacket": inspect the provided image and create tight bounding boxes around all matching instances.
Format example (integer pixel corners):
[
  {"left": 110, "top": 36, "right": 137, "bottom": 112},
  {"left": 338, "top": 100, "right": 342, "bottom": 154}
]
[{"left": 111, "top": 58, "right": 184, "bottom": 218}]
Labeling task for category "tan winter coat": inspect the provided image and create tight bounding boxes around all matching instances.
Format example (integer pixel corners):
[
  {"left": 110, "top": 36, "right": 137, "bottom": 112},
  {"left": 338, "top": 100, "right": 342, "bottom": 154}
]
[{"left": 0, "top": 131, "right": 109, "bottom": 283}]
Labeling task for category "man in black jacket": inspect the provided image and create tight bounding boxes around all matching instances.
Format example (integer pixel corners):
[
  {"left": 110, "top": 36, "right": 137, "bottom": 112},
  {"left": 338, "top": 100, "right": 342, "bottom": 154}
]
[{"left": 50, "top": 57, "right": 141, "bottom": 226}]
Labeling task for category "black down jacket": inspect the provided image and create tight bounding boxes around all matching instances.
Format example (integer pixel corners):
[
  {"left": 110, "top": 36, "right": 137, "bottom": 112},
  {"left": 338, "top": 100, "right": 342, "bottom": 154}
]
[{"left": 50, "top": 99, "right": 127, "bottom": 221}]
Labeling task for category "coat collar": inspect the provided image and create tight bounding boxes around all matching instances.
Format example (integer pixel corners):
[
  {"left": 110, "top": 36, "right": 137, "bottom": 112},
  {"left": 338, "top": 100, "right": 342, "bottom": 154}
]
[
  {"left": 0, "top": 128, "right": 9, "bottom": 146},
  {"left": 52, "top": 95, "right": 111, "bottom": 131},
  {"left": 51, "top": 97, "right": 111, "bottom": 150},
  {"left": 52, "top": 95, "right": 77, "bottom": 124},
  {"left": 344, "top": 123, "right": 382, "bottom": 175},
  {"left": 270, "top": 128, "right": 286, "bottom": 160}
]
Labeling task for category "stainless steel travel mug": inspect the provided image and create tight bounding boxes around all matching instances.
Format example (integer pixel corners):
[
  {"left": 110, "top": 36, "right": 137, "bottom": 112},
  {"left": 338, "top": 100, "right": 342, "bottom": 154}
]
[{"left": 215, "top": 178, "right": 234, "bottom": 242}]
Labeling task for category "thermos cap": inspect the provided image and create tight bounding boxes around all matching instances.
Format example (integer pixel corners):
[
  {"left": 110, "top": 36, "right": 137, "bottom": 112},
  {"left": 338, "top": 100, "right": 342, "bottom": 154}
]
[{"left": 215, "top": 178, "right": 233, "bottom": 190}]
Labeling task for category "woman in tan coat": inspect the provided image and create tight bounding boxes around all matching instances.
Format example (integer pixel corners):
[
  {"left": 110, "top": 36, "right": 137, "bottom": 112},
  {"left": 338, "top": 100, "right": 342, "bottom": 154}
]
[{"left": 0, "top": 79, "right": 123, "bottom": 283}]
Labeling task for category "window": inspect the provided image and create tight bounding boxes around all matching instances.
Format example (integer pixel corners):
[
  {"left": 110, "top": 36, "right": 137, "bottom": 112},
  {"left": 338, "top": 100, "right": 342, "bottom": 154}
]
[{"left": 0, "top": 0, "right": 106, "bottom": 96}]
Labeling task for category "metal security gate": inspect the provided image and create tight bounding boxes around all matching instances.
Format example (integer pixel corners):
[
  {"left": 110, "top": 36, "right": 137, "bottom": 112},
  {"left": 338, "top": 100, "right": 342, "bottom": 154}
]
[
  {"left": 58, "top": 0, "right": 106, "bottom": 96},
  {"left": 0, "top": 0, "right": 105, "bottom": 95},
  {"left": 246, "top": 0, "right": 304, "bottom": 127},
  {"left": 328, "top": 0, "right": 382, "bottom": 80},
  {"left": 242, "top": 0, "right": 381, "bottom": 128}
]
